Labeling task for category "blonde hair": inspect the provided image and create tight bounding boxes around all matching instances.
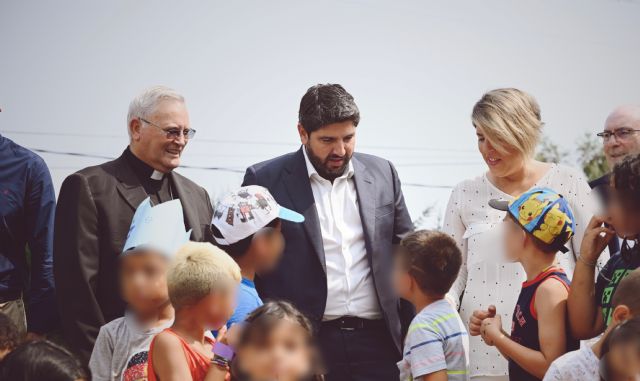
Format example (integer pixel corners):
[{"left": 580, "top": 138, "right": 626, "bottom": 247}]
[
  {"left": 472, "top": 88, "right": 543, "bottom": 157},
  {"left": 167, "top": 242, "right": 241, "bottom": 310}
]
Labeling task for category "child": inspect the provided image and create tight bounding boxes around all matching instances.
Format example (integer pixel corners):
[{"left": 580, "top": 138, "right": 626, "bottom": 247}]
[
  {"left": 569, "top": 154, "right": 640, "bottom": 340},
  {"left": 0, "top": 312, "right": 21, "bottom": 360},
  {"left": 471, "top": 188, "right": 579, "bottom": 380},
  {"left": 0, "top": 340, "right": 89, "bottom": 381},
  {"left": 211, "top": 185, "right": 304, "bottom": 326},
  {"left": 392, "top": 229, "right": 470, "bottom": 381},
  {"left": 148, "top": 241, "right": 241, "bottom": 381},
  {"left": 230, "top": 300, "right": 324, "bottom": 381},
  {"left": 598, "top": 317, "right": 640, "bottom": 381},
  {"left": 89, "top": 198, "right": 190, "bottom": 380},
  {"left": 544, "top": 268, "right": 640, "bottom": 381}
]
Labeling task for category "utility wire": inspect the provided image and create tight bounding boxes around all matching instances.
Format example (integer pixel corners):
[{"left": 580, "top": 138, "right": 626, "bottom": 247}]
[
  {"left": 29, "top": 148, "right": 245, "bottom": 173},
  {"left": 3, "top": 130, "right": 477, "bottom": 153},
  {"left": 29, "top": 147, "right": 453, "bottom": 188}
]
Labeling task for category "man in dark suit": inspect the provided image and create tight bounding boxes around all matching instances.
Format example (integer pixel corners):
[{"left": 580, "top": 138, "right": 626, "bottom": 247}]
[
  {"left": 591, "top": 104, "right": 640, "bottom": 254},
  {"left": 242, "top": 84, "right": 414, "bottom": 381},
  {"left": 54, "top": 86, "right": 214, "bottom": 362}
]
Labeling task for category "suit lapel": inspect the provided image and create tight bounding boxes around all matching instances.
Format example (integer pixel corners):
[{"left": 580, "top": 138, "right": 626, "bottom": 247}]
[
  {"left": 283, "top": 149, "right": 326, "bottom": 272},
  {"left": 352, "top": 156, "right": 376, "bottom": 261},
  {"left": 172, "top": 173, "right": 200, "bottom": 236},
  {"left": 114, "top": 155, "right": 148, "bottom": 212}
]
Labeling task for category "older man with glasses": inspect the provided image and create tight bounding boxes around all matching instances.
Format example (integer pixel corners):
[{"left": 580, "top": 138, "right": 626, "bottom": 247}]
[
  {"left": 53, "top": 86, "right": 214, "bottom": 362},
  {"left": 590, "top": 104, "right": 640, "bottom": 254}
]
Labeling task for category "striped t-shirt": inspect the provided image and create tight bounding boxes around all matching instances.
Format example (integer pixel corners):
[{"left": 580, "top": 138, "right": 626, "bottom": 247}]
[{"left": 398, "top": 299, "right": 470, "bottom": 381}]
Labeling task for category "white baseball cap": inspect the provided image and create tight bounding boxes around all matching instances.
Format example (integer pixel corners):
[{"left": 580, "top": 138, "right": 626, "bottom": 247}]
[
  {"left": 122, "top": 198, "right": 191, "bottom": 258},
  {"left": 212, "top": 185, "right": 304, "bottom": 245}
]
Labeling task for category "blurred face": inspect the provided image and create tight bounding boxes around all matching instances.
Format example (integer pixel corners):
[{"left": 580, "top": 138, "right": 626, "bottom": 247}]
[
  {"left": 603, "top": 110, "right": 640, "bottom": 168},
  {"left": 606, "top": 342, "right": 640, "bottom": 380},
  {"left": 476, "top": 126, "right": 526, "bottom": 179},
  {"left": 236, "top": 320, "right": 312, "bottom": 381},
  {"left": 607, "top": 189, "right": 640, "bottom": 238},
  {"left": 129, "top": 99, "right": 190, "bottom": 173},
  {"left": 392, "top": 254, "right": 413, "bottom": 300},
  {"left": 298, "top": 121, "right": 356, "bottom": 181},
  {"left": 503, "top": 216, "right": 526, "bottom": 262},
  {"left": 120, "top": 251, "right": 170, "bottom": 314},
  {"left": 196, "top": 287, "right": 238, "bottom": 330},
  {"left": 253, "top": 221, "right": 285, "bottom": 274}
]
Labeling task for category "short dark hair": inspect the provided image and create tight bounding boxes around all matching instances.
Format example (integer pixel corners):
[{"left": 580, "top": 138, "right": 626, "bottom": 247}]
[
  {"left": 0, "top": 340, "right": 88, "bottom": 381},
  {"left": 601, "top": 316, "right": 640, "bottom": 358},
  {"left": 399, "top": 230, "right": 462, "bottom": 296},
  {"left": 298, "top": 84, "right": 360, "bottom": 134},
  {"left": 612, "top": 268, "right": 640, "bottom": 314},
  {"left": 212, "top": 218, "right": 280, "bottom": 258},
  {"left": 612, "top": 154, "right": 640, "bottom": 211},
  {"left": 0, "top": 312, "right": 21, "bottom": 353}
]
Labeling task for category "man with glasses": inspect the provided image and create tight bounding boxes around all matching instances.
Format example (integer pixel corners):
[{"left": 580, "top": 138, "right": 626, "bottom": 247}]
[
  {"left": 591, "top": 104, "right": 640, "bottom": 254},
  {"left": 54, "top": 86, "right": 214, "bottom": 362}
]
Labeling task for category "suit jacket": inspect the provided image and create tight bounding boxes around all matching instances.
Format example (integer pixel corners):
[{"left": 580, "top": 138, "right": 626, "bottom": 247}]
[
  {"left": 589, "top": 173, "right": 620, "bottom": 254},
  {"left": 53, "top": 151, "right": 214, "bottom": 362},
  {"left": 242, "top": 148, "right": 414, "bottom": 352}
]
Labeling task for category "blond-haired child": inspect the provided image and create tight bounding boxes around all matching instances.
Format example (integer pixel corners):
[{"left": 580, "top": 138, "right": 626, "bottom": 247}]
[{"left": 148, "top": 242, "right": 241, "bottom": 381}]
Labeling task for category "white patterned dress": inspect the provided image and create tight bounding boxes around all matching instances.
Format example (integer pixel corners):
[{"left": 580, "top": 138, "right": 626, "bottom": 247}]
[{"left": 442, "top": 164, "right": 608, "bottom": 379}]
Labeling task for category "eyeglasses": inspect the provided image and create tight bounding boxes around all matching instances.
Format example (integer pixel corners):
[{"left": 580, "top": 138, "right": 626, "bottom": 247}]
[
  {"left": 139, "top": 118, "right": 196, "bottom": 140},
  {"left": 596, "top": 128, "right": 640, "bottom": 142}
]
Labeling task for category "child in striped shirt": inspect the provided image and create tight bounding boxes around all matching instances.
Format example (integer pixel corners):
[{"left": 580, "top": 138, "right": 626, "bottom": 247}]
[{"left": 393, "top": 230, "right": 470, "bottom": 381}]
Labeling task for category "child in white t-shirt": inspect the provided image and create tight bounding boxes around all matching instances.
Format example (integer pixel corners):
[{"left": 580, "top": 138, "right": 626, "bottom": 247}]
[
  {"left": 89, "top": 198, "right": 190, "bottom": 381},
  {"left": 544, "top": 269, "right": 640, "bottom": 381}
]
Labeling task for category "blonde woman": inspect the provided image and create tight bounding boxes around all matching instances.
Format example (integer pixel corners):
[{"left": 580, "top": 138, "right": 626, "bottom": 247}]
[{"left": 443, "top": 88, "right": 607, "bottom": 381}]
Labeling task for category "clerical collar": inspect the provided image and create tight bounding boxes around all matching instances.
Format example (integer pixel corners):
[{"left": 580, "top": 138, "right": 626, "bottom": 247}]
[
  {"left": 150, "top": 170, "right": 164, "bottom": 180},
  {"left": 124, "top": 147, "right": 167, "bottom": 181}
]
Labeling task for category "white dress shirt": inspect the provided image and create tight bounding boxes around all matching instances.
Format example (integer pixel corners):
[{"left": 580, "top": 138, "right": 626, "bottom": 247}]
[{"left": 303, "top": 148, "right": 382, "bottom": 321}]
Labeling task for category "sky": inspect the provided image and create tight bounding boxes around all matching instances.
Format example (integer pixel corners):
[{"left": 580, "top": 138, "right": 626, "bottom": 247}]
[{"left": 2, "top": 0, "right": 639, "bottom": 227}]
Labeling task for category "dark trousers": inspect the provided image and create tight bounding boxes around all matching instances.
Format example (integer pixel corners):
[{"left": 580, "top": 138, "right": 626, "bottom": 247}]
[{"left": 319, "top": 319, "right": 400, "bottom": 381}]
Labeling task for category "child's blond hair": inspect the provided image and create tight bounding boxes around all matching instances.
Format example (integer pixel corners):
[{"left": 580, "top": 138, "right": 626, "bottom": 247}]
[{"left": 167, "top": 242, "right": 241, "bottom": 310}]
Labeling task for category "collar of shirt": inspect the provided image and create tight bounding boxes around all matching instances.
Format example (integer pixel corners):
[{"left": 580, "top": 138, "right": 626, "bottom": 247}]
[
  {"left": 124, "top": 146, "right": 167, "bottom": 181},
  {"left": 241, "top": 277, "right": 256, "bottom": 288},
  {"left": 302, "top": 146, "right": 354, "bottom": 182}
]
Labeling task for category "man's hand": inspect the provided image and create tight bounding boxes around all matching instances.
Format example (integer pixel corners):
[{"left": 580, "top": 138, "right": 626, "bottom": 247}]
[
  {"left": 480, "top": 313, "right": 503, "bottom": 346},
  {"left": 469, "top": 305, "right": 496, "bottom": 336},
  {"left": 580, "top": 216, "right": 615, "bottom": 264}
]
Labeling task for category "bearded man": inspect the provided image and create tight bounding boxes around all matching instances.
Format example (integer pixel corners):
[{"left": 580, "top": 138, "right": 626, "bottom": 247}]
[{"left": 242, "top": 84, "right": 414, "bottom": 381}]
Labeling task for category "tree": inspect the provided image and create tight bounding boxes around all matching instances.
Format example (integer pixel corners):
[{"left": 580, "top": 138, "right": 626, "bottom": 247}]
[
  {"left": 576, "top": 132, "right": 608, "bottom": 181},
  {"left": 536, "top": 133, "right": 607, "bottom": 181},
  {"left": 535, "top": 135, "right": 569, "bottom": 164},
  {"left": 413, "top": 203, "right": 442, "bottom": 230}
]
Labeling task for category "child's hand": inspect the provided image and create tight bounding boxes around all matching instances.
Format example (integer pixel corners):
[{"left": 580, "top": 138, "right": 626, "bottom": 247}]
[
  {"left": 480, "top": 314, "right": 502, "bottom": 346},
  {"left": 469, "top": 305, "right": 496, "bottom": 336},
  {"left": 580, "top": 216, "right": 616, "bottom": 263},
  {"left": 215, "top": 323, "right": 243, "bottom": 348},
  {"left": 224, "top": 323, "right": 243, "bottom": 348}
]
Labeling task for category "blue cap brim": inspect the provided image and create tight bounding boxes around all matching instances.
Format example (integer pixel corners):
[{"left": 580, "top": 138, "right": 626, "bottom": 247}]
[{"left": 279, "top": 206, "right": 305, "bottom": 223}]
